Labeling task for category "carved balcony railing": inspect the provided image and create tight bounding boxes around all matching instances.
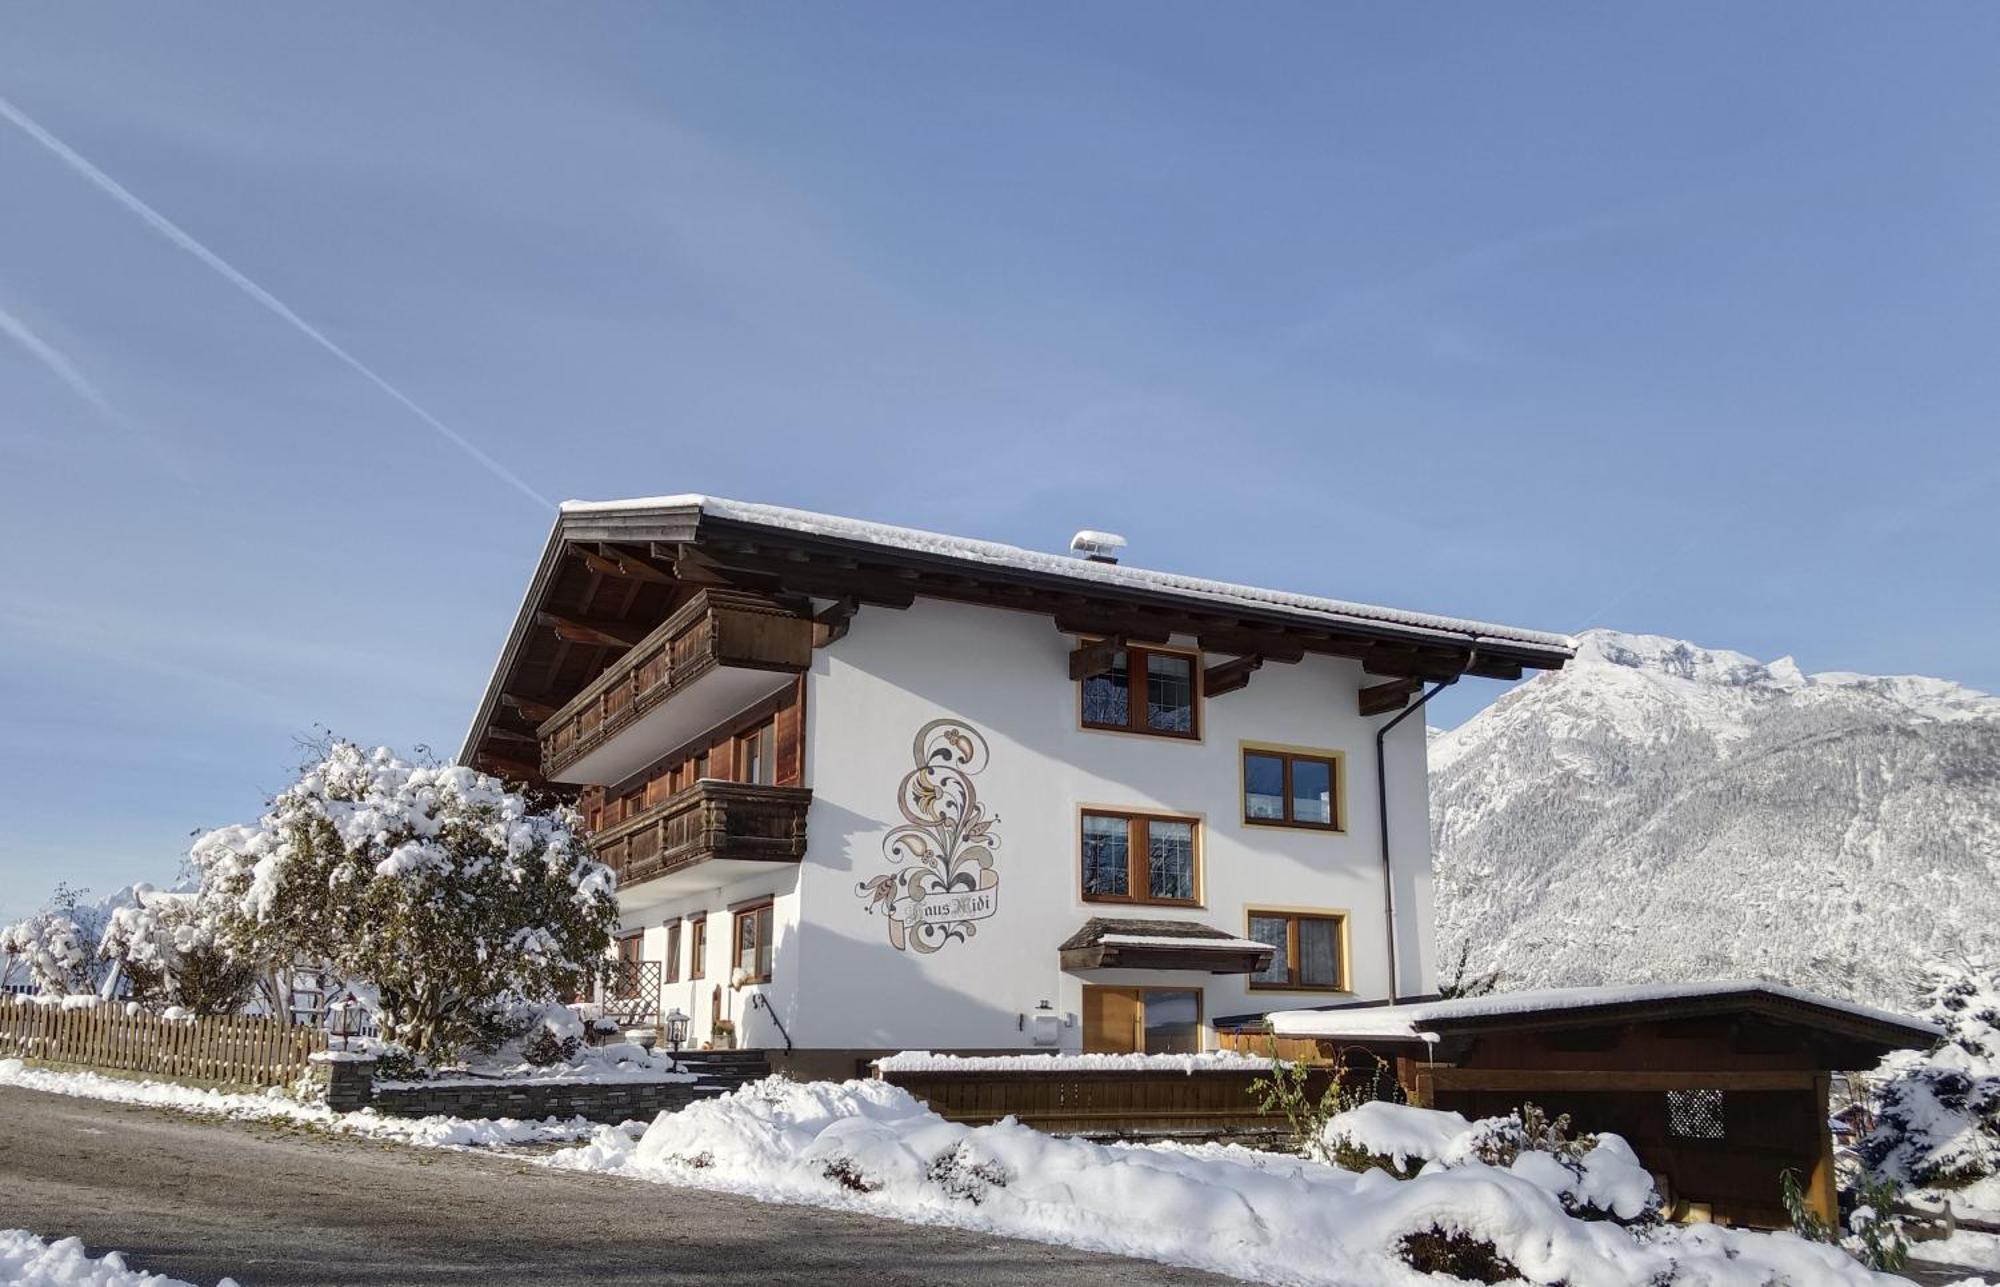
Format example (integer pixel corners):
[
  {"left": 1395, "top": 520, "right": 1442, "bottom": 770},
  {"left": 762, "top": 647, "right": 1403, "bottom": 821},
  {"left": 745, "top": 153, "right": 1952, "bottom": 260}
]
[
  {"left": 539, "top": 587, "right": 813, "bottom": 781},
  {"left": 591, "top": 780, "right": 812, "bottom": 891}
]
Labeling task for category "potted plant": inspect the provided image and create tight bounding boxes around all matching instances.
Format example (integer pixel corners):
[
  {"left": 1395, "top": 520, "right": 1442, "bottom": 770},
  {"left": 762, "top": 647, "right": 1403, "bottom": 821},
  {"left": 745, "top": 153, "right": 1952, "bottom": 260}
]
[{"left": 710, "top": 1017, "right": 736, "bottom": 1050}]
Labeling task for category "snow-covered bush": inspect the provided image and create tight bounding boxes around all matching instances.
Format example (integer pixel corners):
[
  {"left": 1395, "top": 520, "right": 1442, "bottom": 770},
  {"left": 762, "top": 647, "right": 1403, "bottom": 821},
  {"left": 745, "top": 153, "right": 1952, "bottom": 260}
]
[
  {"left": 1324, "top": 1100, "right": 1659, "bottom": 1226},
  {"left": 98, "top": 888, "right": 257, "bottom": 1016},
  {"left": 190, "top": 741, "right": 618, "bottom": 1062},
  {"left": 1862, "top": 959, "right": 2000, "bottom": 1188},
  {"left": 0, "top": 910, "right": 92, "bottom": 996}
]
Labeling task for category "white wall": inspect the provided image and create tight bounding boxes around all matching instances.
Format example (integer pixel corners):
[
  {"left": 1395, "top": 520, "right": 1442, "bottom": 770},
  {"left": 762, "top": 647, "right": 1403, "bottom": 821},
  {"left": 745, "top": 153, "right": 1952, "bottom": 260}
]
[{"left": 764, "top": 596, "right": 1438, "bottom": 1053}]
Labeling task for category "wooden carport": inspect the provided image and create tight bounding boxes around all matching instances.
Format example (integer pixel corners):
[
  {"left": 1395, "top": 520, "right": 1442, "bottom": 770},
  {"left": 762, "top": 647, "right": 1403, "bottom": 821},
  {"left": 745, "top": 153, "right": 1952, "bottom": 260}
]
[{"left": 1225, "top": 981, "right": 1937, "bottom": 1230}]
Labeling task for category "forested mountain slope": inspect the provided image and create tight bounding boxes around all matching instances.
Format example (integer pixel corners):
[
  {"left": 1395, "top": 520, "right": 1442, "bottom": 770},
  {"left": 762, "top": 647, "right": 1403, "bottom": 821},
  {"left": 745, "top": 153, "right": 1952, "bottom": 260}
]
[{"left": 1430, "top": 629, "right": 2000, "bottom": 1009}]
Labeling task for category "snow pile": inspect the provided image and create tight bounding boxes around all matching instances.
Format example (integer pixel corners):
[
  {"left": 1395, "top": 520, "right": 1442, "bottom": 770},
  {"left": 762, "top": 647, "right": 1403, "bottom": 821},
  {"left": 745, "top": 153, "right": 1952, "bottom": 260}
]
[
  {"left": 874, "top": 1050, "right": 1274, "bottom": 1074},
  {"left": 1865, "top": 961, "right": 2000, "bottom": 1194},
  {"left": 0, "top": 1230, "right": 234, "bottom": 1287},
  {"left": 548, "top": 1078, "right": 1892, "bottom": 1285},
  {"left": 1432, "top": 627, "right": 2000, "bottom": 1008},
  {"left": 0, "top": 1058, "right": 600, "bottom": 1149}
]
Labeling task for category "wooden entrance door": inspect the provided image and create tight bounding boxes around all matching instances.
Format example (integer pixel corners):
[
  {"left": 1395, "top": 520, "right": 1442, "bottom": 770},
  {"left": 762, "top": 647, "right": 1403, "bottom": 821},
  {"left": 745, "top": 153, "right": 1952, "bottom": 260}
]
[
  {"left": 1082, "top": 986, "right": 1205, "bottom": 1054},
  {"left": 1083, "top": 986, "right": 1142, "bottom": 1053}
]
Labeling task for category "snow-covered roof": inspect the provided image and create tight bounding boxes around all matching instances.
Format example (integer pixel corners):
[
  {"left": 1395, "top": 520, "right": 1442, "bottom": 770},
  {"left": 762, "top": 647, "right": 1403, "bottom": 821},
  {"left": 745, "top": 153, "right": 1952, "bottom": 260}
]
[
  {"left": 1266, "top": 980, "right": 1940, "bottom": 1045},
  {"left": 1097, "top": 933, "right": 1273, "bottom": 952},
  {"left": 558, "top": 495, "right": 1574, "bottom": 654},
  {"left": 460, "top": 493, "right": 1575, "bottom": 765}
]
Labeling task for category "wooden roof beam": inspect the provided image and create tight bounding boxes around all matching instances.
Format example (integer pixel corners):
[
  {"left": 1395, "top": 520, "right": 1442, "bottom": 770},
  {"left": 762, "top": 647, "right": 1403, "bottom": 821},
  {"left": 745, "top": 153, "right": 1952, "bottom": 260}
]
[
  {"left": 1359, "top": 676, "right": 1425, "bottom": 717},
  {"left": 476, "top": 752, "right": 542, "bottom": 783},
  {"left": 535, "top": 612, "right": 644, "bottom": 649},
  {"left": 499, "top": 693, "right": 558, "bottom": 723},
  {"left": 573, "top": 544, "right": 674, "bottom": 586},
  {"left": 1069, "top": 636, "right": 1125, "bottom": 681},
  {"left": 1204, "top": 654, "right": 1263, "bottom": 698},
  {"left": 814, "top": 597, "right": 859, "bottom": 647}
]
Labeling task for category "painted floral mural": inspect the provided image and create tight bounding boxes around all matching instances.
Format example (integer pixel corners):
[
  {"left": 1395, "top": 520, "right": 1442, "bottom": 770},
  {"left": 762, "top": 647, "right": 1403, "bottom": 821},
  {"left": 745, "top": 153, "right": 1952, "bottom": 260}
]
[{"left": 855, "top": 718, "right": 1001, "bottom": 953}]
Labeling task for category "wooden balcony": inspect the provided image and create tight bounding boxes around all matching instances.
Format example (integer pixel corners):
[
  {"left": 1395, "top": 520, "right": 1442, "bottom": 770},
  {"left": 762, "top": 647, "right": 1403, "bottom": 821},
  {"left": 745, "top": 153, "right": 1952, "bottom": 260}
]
[
  {"left": 539, "top": 588, "right": 813, "bottom": 783},
  {"left": 591, "top": 780, "right": 812, "bottom": 896}
]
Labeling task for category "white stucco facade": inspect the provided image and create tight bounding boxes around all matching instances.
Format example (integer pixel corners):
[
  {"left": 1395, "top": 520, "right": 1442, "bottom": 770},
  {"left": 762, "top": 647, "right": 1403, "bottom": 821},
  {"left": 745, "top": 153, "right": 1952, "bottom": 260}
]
[{"left": 616, "top": 595, "right": 1437, "bottom": 1065}]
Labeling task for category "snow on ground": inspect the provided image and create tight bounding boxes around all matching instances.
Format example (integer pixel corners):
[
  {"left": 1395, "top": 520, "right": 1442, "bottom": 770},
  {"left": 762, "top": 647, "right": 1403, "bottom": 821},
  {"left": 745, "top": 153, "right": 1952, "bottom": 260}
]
[
  {"left": 1917, "top": 1227, "right": 2000, "bottom": 1274},
  {"left": 0, "top": 1230, "right": 234, "bottom": 1287},
  {"left": 546, "top": 1077, "right": 1896, "bottom": 1287},
  {"left": 872, "top": 1050, "right": 1274, "bottom": 1074},
  {"left": 0, "top": 1058, "right": 600, "bottom": 1149}
]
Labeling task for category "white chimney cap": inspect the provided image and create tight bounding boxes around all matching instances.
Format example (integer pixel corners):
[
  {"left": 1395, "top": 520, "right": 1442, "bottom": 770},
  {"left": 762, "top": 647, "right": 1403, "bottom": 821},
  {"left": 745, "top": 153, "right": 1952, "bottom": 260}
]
[{"left": 1070, "top": 530, "right": 1128, "bottom": 564}]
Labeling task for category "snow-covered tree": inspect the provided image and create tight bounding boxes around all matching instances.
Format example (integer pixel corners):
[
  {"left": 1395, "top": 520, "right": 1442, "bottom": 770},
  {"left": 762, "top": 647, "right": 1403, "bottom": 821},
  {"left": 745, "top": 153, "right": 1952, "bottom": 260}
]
[
  {"left": 0, "top": 909, "right": 93, "bottom": 996},
  {"left": 191, "top": 741, "right": 617, "bottom": 1061},
  {"left": 98, "top": 888, "right": 257, "bottom": 1016},
  {"left": 1862, "top": 960, "right": 2000, "bottom": 1188}
]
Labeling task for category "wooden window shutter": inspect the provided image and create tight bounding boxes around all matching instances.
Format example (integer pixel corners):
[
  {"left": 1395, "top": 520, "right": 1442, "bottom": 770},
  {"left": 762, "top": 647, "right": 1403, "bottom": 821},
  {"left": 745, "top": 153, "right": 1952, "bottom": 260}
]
[{"left": 774, "top": 684, "right": 804, "bottom": 786}]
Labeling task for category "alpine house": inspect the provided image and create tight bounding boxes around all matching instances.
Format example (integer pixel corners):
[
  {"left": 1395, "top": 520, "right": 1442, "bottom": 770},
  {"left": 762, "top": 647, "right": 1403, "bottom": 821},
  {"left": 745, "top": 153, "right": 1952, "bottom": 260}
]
[{"left": 458, "top": 496, "right": 1573, "bottom": 1078}]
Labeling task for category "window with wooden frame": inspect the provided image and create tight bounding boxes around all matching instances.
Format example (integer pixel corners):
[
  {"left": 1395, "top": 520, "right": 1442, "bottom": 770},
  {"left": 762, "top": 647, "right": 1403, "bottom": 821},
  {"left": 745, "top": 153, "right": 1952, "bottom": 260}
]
[
  {"left": 1079, "top": 644, "right": 1200, "bottom": 739},
  {"left": 688, "top": 916, "right": 707, "bottom": 980},
  {"left": 663, "top": 921, "right": 683, "bottom": 984},
  {"left": 615, "top": 933, "right": 644, "bottom": 969},
  {"left": 1080, "top": 809, "right": 1200, "bottom": 906},
  {"left": 733, "top": 902, "right": 774, "bottom": 984},
  {"left": 1241, "top": 745, "right": 1344, "bottom": 830},
  {"left": 1246, "top": 909, "right": 1347, "bottom": 991},
  {"left": 737, "top": 720, "right": 776, "bottom": 786}
]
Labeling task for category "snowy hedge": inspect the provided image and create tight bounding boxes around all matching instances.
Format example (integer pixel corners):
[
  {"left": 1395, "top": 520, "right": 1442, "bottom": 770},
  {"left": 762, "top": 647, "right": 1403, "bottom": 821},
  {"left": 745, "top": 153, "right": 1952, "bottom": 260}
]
[{"left": 190, "top": 741, "right": 618, "bottom": 1060}]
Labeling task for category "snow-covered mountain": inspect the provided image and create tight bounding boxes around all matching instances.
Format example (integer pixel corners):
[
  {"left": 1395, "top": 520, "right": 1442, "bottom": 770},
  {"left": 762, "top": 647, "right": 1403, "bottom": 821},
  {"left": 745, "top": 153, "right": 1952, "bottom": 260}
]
[{"left": 1430, "top": 628, "right": 2000, "bottom": 1010}]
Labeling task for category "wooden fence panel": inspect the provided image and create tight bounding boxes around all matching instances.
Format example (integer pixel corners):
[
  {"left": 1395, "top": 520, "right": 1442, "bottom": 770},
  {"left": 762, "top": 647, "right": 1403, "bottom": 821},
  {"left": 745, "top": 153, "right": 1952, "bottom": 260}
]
[
  {"left": 876, "top": 1067, "right": 1338, "bottom": 1137},
  {"left": 0, "top": 1000, "right": 326, "bottom": 1088}
]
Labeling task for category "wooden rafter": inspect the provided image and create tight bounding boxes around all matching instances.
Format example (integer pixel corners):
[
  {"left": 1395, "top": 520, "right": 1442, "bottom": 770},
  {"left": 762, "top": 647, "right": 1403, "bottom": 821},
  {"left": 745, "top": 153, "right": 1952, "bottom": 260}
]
[
  {"left": 499, "top": 693, "right": 558, "bottom": 723},
  {"left": 1203, "top": 654, "right": 1263, "bottom": 698},
  {"left": 574, "top": 543, "right": 675, "bottom": 586},
  {"left": 1359, "top": 677, "right": 1425, "bottom": 717},
  {"left": 535, "top": 611, "right": 644, "bottom": 649},
  {"left": 1068, "top": 636, "right": 1125, "bottom": 682},
  {"left": 476, "top": 751, "right": 541, "bottom": 783},
  {"left": 813, "top": 597, "right": 859, "bottom": 647}
]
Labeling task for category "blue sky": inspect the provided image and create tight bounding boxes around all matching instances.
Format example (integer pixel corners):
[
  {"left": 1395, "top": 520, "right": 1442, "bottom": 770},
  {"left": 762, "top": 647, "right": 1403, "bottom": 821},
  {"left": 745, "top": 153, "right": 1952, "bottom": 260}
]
[{"left": 2, "top": 5, "right": 1995, "bottom": 920}]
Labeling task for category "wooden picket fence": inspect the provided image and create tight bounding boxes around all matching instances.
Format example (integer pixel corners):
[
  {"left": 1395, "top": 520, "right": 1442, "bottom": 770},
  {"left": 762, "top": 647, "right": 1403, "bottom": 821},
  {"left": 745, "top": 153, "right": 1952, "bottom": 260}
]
[{"left": 0, "top": 999, "right": 327, "bottom": 1088}]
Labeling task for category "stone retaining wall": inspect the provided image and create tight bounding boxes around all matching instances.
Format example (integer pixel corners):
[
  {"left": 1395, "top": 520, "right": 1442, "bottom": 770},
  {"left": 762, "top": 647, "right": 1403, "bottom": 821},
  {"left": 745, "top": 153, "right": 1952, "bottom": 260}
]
[
  {"left": 372, "top": 1078, "right": 696, "bottom": 1123},
  {"left": 308, "top": 1054, "right": 695, "bottom": 1123}
]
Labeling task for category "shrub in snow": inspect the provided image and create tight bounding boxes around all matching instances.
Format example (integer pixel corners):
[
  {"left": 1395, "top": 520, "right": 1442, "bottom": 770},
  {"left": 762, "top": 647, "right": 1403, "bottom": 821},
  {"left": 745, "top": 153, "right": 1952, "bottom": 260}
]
[
  {"left": 0, "top": 911, "right": 92, "bottom": 997},
  {"left": 98, "top": 890, "right": 257, "bottom": 1016},
  {"left": 502, "top": 1001, "right": 590, "bottom": 1068},
  {"left": 1248, "top": 1047, "right": 1400, "bottom": 1162},
  {"left": 1863, "top": 959, "right": 2000, "bottom": 1189},
  {"left": 189, "top": 741, "right": 617, "bottom": 1062},
  {"left": 1323, "top": 1100, "right": 1660, "bottom": 1227}
]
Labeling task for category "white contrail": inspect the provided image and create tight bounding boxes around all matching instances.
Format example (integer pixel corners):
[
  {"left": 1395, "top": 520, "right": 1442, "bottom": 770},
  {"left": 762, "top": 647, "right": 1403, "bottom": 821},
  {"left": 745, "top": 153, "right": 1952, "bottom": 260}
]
[
  {"left": 0, "top": 299, "right": 124, "bottom": 422},
  {"left": 0, "top": 93, "right": 552, "bottom": 510}
]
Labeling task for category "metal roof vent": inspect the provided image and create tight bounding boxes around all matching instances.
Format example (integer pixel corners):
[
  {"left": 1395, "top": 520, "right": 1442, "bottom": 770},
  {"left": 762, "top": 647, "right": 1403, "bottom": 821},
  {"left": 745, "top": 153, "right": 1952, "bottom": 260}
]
[{"left": 1070, "top": 530, "right": 1128, "bottom": 565}]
